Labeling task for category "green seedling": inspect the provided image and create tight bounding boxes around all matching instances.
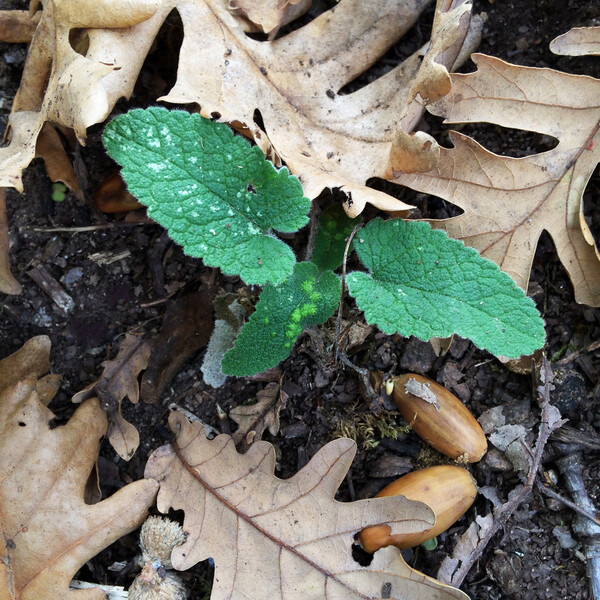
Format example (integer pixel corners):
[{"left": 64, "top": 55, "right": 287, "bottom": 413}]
[
  {"left": 104, "top": 107, "right": 545, "bottom": 377},
  {"left": 51, "top": 182, "right": 68, "bottom": 202},
  {"left": 421, "top": 537, "right": 438, "bottom": 551}
]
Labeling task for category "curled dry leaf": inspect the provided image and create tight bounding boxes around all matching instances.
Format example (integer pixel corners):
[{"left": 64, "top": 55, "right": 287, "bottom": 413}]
[
  {"left": 0, "top": 337, "right": 158, "bottom": 600},
  {"left": 0, "top": 188, "right": 22, "bottom": 295},
  {"left": 141, "top": 291, "right": 215, "bottom": 404},
  {"left": 158, "top": 0, "right": 473, "bottom": 216},
  {"left": 73, "top": 333, "right": 152, "bottom": 460},
  {"left": 145, "top": 409, "right": 469, "bottom": 600},
  {"left": 230, "top": 382, "right": 284, "bottom": 450},
  {"left": 1, "top": 0, "right": 473, "bottom": 216},
  {"left": 393, "top": 53, "right": 600, "bottom": 306}
]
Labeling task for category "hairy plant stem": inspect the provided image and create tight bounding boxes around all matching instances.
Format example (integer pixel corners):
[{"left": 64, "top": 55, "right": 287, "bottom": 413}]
[{"left": 333, "top": 223, "right": 362, "bottom": 362}]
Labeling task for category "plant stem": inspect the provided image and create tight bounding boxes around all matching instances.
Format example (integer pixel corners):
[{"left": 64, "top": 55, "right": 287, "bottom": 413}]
[{"left": 333, "top": 223, "right": 362, "bottom": 361}]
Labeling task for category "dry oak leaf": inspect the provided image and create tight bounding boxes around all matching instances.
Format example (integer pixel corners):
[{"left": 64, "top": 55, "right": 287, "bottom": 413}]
[
  {"left": 0, "top": 10, "right": 41, "bottom": 44},
  {"left": 392, "top": 53, "right": 600, "bottom": 306},
  {"left": 0, "top": 0, "right": 163, "bottom": 190},
  {"left": 550, "top": 26, "right": 600, "bottom": 57},
  {"left": 145, "top": 410, "right": 468, "bottom": 600},
  {"left": 0, "top": 335, "right": 51, "bottom": 394},
  {"left": 72, "top": 333, "right": 152, "bottom": 461},
  {"left": 1, "top": 0, "right": 473, "bottom": 217},
  {"left": 159, "top": 0, "right": 473, "bottom": 216},
  {"left": 228, "top": 0, "right": 311, "bottom": 37},
  {"left": 0, "top": 341, "right": 158, "bottom": 600}
]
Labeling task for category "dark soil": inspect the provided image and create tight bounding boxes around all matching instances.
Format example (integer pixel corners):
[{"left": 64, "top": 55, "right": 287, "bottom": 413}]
[{"left": 1, "top": 1, "right": 599, "bottom": 599}]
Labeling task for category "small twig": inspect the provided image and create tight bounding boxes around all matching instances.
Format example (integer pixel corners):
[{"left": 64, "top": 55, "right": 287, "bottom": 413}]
[
  {"left": 338, "top": 354, "right": 383, "bottom": 414},
  {"left": 537, "top": 481, "right": 600, "bottom": 527},
  {"left": 437, "top": 357, "right": 566, "bottom": 588},
  {"left": 333, "top": 223, "right": 362, "bottom": 361},
  {"left": 25, "top": 222, "right": 152, "bottom": 233},
  {"left": 27, "top": 264, "right": 75, "bottom": 313},
  {"left": 555, "top": 453, "right": 600, "bottom": 599},
  {"left": 69, "top": 580, "right": 127, "bottom": 599},
  {"left": 338, "top": 352, "right": 368, "bottom": 376},
  {"left": 557, "top": 338, "right": 600, "bottom": 365}
]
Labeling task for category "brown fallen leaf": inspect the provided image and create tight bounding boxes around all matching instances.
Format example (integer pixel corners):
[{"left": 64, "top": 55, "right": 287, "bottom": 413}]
[
  {"left": 72, "top": 333, "right": 152, "bottom": 460},
  {"left": 1, "top": 0, "right": 473, "bottom": 217},
  {"left": 229, "top": 0, "right": 311, "bottom": 37},
  {"left": 1, "top": 0, "right": 164, "bottom": 190},
  {"left": 0, "top": 335, "right": 50, "bottom": 394},
  {"left": 0, "top": 10, "right": 41, "bottom": 43},
  {"left": 94, "top": 171, "right": 143, "bottom": 213},
  {"left": 393, "top": 53, "right": 600, "bottom": 306},
  {"left": 141, "top": 291, "right": 215, "bottom": 404},
  {"left": 0, "top": 338, "right": 158, "bottom": 600},
  {"left": 35, "top": 123, "right": 83, "bottom": 200},
  {"left": 158, "top": 0, "right": 472, "bottom": 216},
  {"left": 145, "top": 409, "right": 468, "bottom": 600},
  {"left": 230, "top": 382, "right": 284, "bottom": 450},
  {"left": 0, "top": 188, "right": 22, "bottom": 295}
]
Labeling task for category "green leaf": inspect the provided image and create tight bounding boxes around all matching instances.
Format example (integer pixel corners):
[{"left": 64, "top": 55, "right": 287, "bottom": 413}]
[
  {"left": 311, "top": 204, "right": 361, "bottom": 272},
  {"left": 222, "top": 262, "right": 340, "bottom": 376},
  {"left": 103, "top": 107, "right": 310, "bottom": 285},
  {"left": 346, "top": 219, "right": 545, "bottom": 358}
]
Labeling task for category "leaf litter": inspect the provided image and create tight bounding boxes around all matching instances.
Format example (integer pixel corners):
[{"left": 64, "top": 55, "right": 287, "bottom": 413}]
[
  {"left": 0, "top": 337, "right": 158, "bottom": 600},
  {"left": 0, "top": 1, "right": 596, "bottom": 600},
  {"left": 145, "top": 408, "right": 469, "bottom": 600}
]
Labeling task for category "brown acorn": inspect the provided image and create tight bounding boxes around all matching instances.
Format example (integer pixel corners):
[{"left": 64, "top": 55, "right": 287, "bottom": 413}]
[
  {"left": 392, "top": 374, "right": 487, "bottom": 462},
  {"left": 359, "top": 465, "right": 477, "bottom": 552}
]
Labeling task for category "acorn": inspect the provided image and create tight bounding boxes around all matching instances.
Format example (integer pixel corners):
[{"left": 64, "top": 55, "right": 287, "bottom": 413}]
[
  {"left": 391, "top": 374, "right": 487, "bottom": 462},
  {"left": 129, "top": 516, "right": 188, "bottom": 600},
  {"left": 359, "top": 465, "right": 477, "bottom": 552}
]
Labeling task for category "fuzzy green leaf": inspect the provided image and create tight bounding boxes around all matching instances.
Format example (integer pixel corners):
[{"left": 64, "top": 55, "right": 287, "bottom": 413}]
[
  {"left": 103, "top": 107, "right": 310, "bottom": 285},
  {"left": 312, "top": 204, "right": 360, "bottom": 272},
  {"left": 346, "top": 219, "right": 545, "bottom": 358},
  {"left": 222, "top": 262, "right": 340, "bottom": 376}
]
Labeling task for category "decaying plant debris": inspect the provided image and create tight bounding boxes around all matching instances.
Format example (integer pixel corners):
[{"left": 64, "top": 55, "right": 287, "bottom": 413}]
[{"left": 0, "top": 1, "right": 599, "bottom": 600}]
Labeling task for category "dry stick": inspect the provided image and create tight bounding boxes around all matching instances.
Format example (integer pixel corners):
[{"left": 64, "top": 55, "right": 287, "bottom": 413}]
[
  {"left": 557, "top": 338, "right": 600, "bottom": 365},
  {"left": 437, "top": 357, "right": 566, "bottom": 588},
  {"left": 26, "top": 222, "right": 152, "bottom": 233},
  {"left": 333, "top": 223, "right": 362, "bottom": 362},
  {"left": 555, "top": 453, "right": 600, "bottom": 599},
  {"left": 537, "top": 480, "right": 600, "bottom": 528}
]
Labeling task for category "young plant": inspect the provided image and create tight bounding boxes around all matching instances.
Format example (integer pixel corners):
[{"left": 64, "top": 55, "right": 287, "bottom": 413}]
[{"left": 104, "top": 108, "right": 545, "bottom": 377}]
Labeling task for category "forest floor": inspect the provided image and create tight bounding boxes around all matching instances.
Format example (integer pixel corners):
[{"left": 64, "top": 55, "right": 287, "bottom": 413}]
[{"left": 0, "top": 1, "right": 599, "bottom": 599}]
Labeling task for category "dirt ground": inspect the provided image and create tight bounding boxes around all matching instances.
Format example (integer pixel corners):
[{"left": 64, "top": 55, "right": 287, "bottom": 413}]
[{"left": 1, "top": 1, "right": 599, "bottom": 599}]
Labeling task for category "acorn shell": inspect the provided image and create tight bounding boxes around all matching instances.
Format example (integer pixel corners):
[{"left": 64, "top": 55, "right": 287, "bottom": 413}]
[
  {"left": 359, "top": 465, "right": 477, "bottom": 552},
  {"left": 392, "top": 373, "right": 487, "bottom": 462}
]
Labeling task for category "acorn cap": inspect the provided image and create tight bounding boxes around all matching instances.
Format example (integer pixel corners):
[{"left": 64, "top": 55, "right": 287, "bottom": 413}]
[{"left": 140, "top": 516, "right": 186, "bottom": 568}]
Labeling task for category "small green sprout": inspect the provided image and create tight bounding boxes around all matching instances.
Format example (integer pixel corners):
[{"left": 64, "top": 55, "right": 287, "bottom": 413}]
[{"left": 51, "top": 182, "right": 68, "bottom": 202}]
